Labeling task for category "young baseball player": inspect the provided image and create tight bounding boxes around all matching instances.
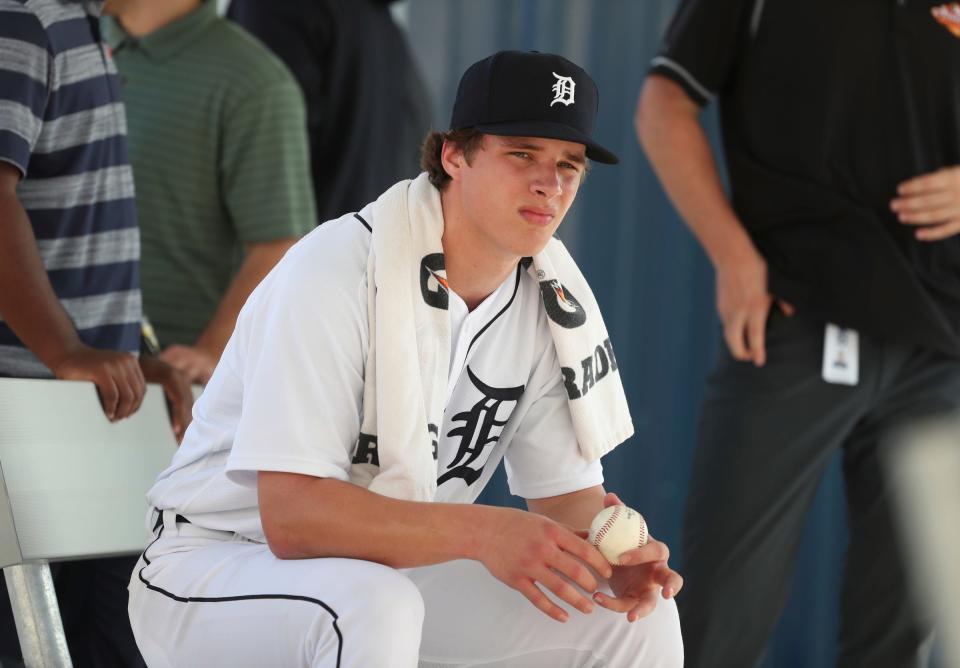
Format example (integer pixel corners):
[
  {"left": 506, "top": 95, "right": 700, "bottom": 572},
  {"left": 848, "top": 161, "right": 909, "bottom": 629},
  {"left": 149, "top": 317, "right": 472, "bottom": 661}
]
[{"left": 128, "top": 51, "right": 683, "bottom": 667}]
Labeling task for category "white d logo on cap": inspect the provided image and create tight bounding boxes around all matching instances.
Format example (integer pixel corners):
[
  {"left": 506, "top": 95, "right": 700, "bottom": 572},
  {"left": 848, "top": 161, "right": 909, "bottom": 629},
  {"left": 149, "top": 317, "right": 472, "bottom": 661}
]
[{"left": 550, "top": 72, "right": 576, "bottom": 107}]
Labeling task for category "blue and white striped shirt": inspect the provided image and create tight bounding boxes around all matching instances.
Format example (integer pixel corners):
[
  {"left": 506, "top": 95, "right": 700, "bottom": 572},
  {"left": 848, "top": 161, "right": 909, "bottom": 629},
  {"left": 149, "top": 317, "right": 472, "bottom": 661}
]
[{"left": 0, "top": 0, "right": 141, "bottom": 377}]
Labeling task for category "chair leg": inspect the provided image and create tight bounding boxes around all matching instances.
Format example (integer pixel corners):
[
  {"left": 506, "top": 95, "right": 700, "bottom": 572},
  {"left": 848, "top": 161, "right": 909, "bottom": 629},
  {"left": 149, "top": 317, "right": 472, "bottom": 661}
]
[{"left": 3, "top": 564, "right": 71, "bottom": 667}]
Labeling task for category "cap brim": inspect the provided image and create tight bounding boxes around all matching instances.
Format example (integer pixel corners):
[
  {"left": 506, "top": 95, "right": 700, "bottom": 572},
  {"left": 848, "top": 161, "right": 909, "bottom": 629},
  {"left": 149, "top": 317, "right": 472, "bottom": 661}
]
[{"left": 470, "top": 120, "right": 619, "bottom": 165}]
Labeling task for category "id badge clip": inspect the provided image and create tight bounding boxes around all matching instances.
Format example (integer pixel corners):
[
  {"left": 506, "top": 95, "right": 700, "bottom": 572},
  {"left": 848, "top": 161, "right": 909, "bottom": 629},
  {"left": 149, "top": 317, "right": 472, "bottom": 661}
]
[{"left": 822, "top": 323, "right": 859, "bottom": 386}]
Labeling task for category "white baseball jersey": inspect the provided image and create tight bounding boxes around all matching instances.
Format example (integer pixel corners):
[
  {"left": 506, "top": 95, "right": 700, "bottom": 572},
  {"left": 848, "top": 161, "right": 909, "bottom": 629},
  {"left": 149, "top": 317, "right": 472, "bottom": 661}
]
[{"left": 146, "top": 205, "right": 603, "bottom": 541}]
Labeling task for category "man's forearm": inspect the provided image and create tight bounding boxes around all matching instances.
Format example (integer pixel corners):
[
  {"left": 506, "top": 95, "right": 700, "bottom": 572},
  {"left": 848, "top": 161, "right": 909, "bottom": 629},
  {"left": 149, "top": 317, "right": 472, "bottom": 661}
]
[
  {"left": 526, "top": 485, "right": 606, "bottom": 530},
  {"left": 258, "top": 473, "right": 500, "bottom": 567},
  {"left": 0, "top": 190, "right": 83, "bottom": 368},
  {"left": 636, "top": 76, "right": 756, "bottom": 270},
  {"left": 194, "top": 238, "right": 296, "bottom": 358}
]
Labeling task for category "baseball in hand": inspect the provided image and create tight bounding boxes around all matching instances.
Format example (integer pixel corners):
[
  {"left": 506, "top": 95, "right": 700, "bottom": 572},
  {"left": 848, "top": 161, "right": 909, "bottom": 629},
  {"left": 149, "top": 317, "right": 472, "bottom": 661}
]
[{"left": 588, "top": 504, "right": 648, "bottom": 565}]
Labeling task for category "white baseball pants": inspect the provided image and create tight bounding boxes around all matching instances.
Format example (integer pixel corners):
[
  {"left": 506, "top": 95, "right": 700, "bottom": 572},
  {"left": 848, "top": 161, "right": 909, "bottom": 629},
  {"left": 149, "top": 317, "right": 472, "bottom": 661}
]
[{"left": 128, "top": 515, "right": 682, "bottom": 667}]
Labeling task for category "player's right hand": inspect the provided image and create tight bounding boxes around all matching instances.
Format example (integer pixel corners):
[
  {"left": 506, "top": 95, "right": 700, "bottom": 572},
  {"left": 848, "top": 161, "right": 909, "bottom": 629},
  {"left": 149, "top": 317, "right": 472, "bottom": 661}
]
[
  {"left": 477, "top": 508, "right": 613, "bottom": 623},
  {"left": 51, "top": 346, "right": 146, "bottom": 421},
  {"left": 715, "top": 248, "right": 793, "bottom": 367}
]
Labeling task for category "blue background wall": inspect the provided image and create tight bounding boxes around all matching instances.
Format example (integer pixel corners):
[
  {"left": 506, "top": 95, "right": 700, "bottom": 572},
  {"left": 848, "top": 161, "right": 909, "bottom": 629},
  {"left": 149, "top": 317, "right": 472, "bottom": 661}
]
[{"left": 402, "top": 2, "right": 848, "bottom": 666}]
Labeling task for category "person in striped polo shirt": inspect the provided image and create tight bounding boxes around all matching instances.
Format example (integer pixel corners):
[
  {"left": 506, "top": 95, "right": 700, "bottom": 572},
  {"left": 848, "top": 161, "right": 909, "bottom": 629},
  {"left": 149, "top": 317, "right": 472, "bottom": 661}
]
[
  {"left": 0, "top": 1, "right": 190, "bottom": 665},
  {"left": 0, "top": 0, "right": 194, "bottom": 430},
  {"left": 0, "top": 0, "right": 147, "bottom": 415}
]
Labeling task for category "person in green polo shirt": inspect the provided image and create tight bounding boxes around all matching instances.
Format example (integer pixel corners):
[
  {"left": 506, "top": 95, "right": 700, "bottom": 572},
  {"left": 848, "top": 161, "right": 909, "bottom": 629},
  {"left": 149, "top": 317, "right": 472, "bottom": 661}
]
[{"left": 102, "top": 0, "right": 316, "bottom": 384}]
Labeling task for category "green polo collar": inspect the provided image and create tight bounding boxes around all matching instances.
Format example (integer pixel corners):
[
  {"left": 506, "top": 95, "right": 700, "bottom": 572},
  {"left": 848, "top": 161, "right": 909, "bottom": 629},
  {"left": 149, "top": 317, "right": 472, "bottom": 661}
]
[{"left": 103, "top": 1, "right": 216, "bottom": 61}]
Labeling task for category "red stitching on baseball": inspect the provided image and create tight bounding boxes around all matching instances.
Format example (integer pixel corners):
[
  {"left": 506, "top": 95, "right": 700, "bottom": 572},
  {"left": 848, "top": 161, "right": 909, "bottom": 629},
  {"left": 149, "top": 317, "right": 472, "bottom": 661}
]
[{"left": 592, "top": 505, "right": 621, "bottom": 546}]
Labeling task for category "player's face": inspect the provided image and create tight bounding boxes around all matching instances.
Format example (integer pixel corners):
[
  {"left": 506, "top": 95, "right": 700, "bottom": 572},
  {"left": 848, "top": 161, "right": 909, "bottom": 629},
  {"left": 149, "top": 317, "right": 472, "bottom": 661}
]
[{"left": 448, "top": 134, "right": 585, "bottom": 261}]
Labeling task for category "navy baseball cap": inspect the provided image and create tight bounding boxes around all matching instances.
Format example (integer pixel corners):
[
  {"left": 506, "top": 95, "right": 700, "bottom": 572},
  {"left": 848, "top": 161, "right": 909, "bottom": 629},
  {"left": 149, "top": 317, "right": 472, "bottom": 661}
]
[{"left": 449, "top": 51, "right": 618, "bottom": 165}]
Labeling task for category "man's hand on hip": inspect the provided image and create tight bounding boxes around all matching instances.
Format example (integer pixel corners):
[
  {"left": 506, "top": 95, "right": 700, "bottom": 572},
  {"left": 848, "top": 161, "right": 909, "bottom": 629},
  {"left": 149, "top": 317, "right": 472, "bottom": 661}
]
[
  {"left": 892, "top": 166, "right": 960, "bottom": 241},
  {"left": 716, "top": 247, "right": 793, "bottom": 367}
]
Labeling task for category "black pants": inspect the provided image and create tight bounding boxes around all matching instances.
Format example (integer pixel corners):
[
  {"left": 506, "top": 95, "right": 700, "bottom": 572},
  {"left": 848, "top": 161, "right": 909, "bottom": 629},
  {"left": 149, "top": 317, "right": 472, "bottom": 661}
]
[
  {"left": 0, "top": 556, "right": 145, "bottom": 668},
  {"left": 678, "top": 311, "right": 958, "bottom": 668}
]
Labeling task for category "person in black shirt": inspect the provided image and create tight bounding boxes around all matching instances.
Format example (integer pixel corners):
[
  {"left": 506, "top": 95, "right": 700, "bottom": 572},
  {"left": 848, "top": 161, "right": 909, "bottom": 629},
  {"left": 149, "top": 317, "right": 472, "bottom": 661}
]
[
  {"left": 636, "top": 1, "right": 960, "bottom": 666},
  {"left": 226, "top": 0, "right": 431, "bottom": 223}
]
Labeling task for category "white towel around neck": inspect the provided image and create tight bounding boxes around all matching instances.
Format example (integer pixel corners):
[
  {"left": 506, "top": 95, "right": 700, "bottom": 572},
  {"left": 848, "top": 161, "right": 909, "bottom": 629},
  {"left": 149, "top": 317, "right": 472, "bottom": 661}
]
[{"left": 349, "top": 173, "right": 633, "bottom": 501}]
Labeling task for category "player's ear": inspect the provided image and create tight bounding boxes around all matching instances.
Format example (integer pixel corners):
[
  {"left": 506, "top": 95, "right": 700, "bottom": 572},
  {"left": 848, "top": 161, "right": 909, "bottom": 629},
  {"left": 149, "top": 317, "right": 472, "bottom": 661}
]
[{"left": 440, "top": 140, "right": 465, "bottom": 181}]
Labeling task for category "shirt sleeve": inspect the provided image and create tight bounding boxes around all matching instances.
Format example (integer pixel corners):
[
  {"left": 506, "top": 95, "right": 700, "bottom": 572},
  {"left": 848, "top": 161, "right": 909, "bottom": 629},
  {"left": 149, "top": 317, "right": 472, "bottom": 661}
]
[
  {"left": 219, "top": 75, "right": 317, "bottom": 244},
  {"left": 0, "top": 4, "right": 50, "bottom": 176},
  {"left": 504, "top": 331, "right": 604, "bottom": 500},
  {"left": 648, "top": 0, "right": 756, "bottom": 106},
  {"left": 223, "top": 218, "right": 369, "bottom": 487}
]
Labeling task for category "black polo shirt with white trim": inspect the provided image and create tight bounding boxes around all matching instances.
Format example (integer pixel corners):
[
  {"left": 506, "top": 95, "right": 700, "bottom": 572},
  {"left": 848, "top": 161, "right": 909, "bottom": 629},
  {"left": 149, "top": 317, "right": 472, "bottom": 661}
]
[{"left": 651, "top": 0, "right": 960, "bottom": 355}]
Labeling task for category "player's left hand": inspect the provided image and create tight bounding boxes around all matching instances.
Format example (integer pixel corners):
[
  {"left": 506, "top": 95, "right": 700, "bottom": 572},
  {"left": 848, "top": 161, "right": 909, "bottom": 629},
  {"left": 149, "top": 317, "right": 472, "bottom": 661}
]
[
  {"left": 590, "top": 493, "right": 683, "bottom": 622},
  {"left": 891, "top": 166, "right": 960, "bottom": 241},
  {"left": 160, "top": 344, "right": 217, "bottom": 384}
]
